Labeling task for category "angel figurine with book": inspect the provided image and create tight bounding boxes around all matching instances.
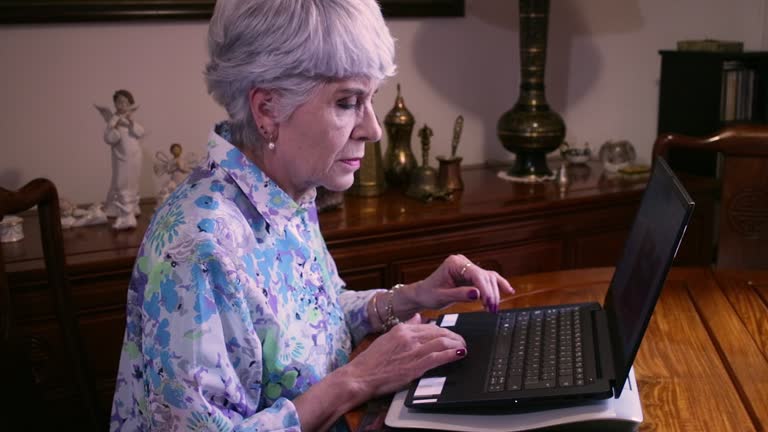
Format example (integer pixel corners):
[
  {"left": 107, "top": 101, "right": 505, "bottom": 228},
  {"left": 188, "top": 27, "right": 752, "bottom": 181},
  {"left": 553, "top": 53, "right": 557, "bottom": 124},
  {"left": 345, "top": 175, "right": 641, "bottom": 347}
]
[
  {"left": 95, "top": 89, "right": 145, "bottom": 230},
  {"left": 153, "top": 143, "right": 199, "bottom": 207}
]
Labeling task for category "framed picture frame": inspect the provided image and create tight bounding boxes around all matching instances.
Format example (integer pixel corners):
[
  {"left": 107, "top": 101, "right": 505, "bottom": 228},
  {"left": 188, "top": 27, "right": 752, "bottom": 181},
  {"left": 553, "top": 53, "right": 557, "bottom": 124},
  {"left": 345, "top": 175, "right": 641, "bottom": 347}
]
[{"left": 0, "top": 0, "right": 464, "bottom": 24}]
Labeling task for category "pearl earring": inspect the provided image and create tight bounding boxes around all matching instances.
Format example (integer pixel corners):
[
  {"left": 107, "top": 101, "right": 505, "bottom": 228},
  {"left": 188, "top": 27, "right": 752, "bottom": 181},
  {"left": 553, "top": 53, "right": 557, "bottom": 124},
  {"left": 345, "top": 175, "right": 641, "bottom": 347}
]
[
  {"left": 260, "top": 125, "right": 276, "bottom": 150},
  {"left": 267, "top": 130, "right": 278, "bottom": 150}
]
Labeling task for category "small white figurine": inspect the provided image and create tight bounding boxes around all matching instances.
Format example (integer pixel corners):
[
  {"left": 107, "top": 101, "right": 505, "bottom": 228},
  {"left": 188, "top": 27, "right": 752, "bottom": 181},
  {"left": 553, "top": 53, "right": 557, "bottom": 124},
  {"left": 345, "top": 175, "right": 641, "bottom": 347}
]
[
  {"left": 60, "top": 198, "right": 79, "bottom": 229},
  {"left": 95, "top": 89, "right": 145, "bottom": 230},
  {"left": 60, "top": 198, "right": 108, "bottom": 229},
  {"left": 74, "top": 203, "right": 109, "bottom": 227},
  {"left": 0, "top": 215, "right": 24, "bottom": 243},
  {"left": 153, "top": 143, "right": 198, "bottom": 208}
]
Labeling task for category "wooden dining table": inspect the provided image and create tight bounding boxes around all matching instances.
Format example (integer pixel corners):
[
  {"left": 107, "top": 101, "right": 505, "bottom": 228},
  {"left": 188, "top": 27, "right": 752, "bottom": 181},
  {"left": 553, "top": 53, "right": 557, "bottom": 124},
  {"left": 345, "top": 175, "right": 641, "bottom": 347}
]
[{"left": 345, "top": 267, "right": 768, "bottom": 431}]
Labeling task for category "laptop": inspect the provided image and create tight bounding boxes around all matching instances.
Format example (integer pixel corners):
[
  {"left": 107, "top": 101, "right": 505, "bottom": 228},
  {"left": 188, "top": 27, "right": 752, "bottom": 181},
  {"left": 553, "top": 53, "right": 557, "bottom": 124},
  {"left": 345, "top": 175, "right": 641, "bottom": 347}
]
[{"left": 404, "top": 157, "right": 695, "bottom": 411}]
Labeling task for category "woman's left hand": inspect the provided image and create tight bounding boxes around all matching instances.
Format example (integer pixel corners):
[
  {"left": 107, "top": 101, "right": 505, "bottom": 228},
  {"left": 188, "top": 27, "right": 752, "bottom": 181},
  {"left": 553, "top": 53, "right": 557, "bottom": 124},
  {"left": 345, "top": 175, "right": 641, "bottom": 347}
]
[{"left": 396, "top": 254, "right": 515, "bottom": 316}]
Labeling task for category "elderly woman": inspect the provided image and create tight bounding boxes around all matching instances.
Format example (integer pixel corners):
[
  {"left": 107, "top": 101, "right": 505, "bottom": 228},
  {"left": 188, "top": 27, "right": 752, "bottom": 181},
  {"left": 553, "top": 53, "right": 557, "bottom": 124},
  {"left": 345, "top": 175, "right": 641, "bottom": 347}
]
[{"left": 110, "top": 1, "right": 513, "bottom": 431}]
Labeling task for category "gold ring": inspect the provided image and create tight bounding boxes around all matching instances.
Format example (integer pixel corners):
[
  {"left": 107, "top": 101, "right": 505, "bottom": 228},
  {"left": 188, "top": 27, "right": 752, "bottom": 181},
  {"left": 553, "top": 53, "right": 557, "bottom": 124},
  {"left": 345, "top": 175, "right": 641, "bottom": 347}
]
[{"left": 460, "top": 262, "right": 473, "bottom": 279}]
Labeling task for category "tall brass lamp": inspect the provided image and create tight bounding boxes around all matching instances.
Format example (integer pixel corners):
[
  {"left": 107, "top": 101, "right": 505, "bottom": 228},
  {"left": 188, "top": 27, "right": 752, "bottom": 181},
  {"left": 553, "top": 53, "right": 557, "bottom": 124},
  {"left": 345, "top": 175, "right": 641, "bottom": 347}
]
[{"left": 498, "top": 0, "right": 565, "bottom": 179}]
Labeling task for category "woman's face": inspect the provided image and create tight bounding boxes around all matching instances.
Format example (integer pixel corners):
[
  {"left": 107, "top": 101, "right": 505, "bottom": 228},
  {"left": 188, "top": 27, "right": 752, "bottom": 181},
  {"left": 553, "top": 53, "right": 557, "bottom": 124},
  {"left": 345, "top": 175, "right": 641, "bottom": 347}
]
[{"left": 268, "top": 77, "right": 382, "bottom": 200}]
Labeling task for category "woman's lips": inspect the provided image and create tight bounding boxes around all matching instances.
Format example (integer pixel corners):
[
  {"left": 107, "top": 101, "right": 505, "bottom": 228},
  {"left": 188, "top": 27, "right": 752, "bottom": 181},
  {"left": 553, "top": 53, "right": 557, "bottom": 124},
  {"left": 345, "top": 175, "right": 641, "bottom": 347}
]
[{"left": 339, "top": 158, "right": 361, "bottom": 169}]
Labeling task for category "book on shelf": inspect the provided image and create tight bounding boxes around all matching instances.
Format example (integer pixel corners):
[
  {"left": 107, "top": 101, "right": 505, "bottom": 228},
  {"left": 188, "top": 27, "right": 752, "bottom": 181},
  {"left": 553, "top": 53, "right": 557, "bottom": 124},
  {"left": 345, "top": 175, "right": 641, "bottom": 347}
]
[{"left": 720, "top": 61, "right": 755, "bottom": 123}]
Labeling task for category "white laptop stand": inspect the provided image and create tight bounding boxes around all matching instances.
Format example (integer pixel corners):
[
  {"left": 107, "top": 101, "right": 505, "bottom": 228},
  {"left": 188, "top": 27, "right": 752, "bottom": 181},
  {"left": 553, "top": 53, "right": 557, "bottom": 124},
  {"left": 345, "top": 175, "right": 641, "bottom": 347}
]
[{"left": 385, "top": 367, "right": 643, "bottom": 432}]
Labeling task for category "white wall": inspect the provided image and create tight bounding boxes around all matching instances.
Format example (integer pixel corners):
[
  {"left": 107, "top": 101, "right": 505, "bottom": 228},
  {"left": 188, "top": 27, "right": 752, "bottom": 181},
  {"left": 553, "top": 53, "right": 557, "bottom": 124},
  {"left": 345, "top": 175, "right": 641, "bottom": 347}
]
[{"left": 0, "top": 0, "right": 764, "bottom": 205}]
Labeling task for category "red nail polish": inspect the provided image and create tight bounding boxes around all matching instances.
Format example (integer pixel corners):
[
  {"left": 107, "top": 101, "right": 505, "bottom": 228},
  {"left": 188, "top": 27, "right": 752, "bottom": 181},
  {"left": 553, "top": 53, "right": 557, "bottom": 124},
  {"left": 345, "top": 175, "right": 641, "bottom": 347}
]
[
  {"left": 467, "top": 290, "right": 479, "bottom": 300},
  {"left": 456, "top": 348, "right": 467, "bottom": 357}
]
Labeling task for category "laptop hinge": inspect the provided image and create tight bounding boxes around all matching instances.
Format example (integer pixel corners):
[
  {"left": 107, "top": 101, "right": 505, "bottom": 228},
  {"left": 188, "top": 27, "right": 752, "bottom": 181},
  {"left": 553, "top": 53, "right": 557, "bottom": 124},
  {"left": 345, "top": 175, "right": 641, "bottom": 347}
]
[{"left": 592, "top": 309, "right": 616, "bottom": 387}]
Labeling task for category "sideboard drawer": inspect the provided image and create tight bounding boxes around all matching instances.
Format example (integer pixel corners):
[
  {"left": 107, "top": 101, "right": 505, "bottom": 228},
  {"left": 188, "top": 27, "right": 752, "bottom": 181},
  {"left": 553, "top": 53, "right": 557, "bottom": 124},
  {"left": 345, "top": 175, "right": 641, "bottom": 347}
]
[
  {"left": 340, "top": 264, "right": 388, "bottom": 290},
  {"left": 393, "top": 240, "right": 565, "bottom": 284}
]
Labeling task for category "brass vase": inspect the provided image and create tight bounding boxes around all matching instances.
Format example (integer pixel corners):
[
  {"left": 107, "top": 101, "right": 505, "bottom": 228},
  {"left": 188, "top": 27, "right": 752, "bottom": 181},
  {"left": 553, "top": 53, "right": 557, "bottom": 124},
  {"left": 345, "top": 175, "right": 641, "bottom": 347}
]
[
  {"left": 497, "top": 0, "right": 565, "bottom": 179},
  {"left": 348, "top": 140, "right": 387, "bottom": 196},
  {"left": 383, "top": 84, "right": 418, "bottom": 188}
]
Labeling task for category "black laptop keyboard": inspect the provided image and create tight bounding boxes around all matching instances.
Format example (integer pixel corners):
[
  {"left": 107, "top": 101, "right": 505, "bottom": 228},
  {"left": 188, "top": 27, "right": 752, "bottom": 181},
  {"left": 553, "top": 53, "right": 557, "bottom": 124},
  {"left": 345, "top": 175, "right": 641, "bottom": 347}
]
[{"left": 486, "top": 306, "right": 588, "bottom": 392}]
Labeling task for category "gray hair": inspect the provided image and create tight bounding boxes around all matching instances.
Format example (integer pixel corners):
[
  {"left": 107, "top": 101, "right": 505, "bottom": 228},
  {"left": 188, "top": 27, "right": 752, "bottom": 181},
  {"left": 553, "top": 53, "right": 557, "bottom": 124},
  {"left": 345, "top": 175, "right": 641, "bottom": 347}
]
[{"left": 204, "top": 0, "right": 396, "bottom": 150}]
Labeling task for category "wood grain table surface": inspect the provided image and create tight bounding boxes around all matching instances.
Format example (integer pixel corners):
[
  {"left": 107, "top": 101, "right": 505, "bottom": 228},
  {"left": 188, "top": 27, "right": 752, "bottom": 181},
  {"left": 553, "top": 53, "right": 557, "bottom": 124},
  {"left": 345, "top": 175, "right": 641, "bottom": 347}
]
[{"left": 345, "top": 267, "right": 768, "bottom": 432}]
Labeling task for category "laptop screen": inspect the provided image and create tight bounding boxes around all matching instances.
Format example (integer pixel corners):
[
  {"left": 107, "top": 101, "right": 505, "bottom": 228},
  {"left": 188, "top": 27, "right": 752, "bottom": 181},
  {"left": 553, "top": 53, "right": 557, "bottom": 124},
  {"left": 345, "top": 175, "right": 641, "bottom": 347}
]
[{"left": 603, "top": 157, "right": 694, "bottom": 397}]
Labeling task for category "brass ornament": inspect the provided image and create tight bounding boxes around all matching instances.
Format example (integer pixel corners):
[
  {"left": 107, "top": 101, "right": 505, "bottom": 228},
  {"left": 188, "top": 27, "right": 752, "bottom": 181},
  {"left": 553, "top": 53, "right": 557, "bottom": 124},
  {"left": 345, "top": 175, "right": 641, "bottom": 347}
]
[
  {"left": 497, "top": 0, "right": 565, "bottom": 180},
  {"left": 407, "top": 124, "right": 450, "bottom": 202},
  {"left": 348, "top": 140, "right": 387, "bottom": 196},
  {"left": 383, "top": 84, "right": 418, "bottom": 188},
  {"left": 437, "top": 115, "right": 465, "bottom": 193}
]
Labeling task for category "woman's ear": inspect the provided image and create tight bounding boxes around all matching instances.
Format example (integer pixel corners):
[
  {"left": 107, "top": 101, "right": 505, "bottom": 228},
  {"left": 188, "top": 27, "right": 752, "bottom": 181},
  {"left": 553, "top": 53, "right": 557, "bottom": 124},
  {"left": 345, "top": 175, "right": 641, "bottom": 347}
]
[{"left": 249, "top": 88, "right": 278, "bottom": 139}]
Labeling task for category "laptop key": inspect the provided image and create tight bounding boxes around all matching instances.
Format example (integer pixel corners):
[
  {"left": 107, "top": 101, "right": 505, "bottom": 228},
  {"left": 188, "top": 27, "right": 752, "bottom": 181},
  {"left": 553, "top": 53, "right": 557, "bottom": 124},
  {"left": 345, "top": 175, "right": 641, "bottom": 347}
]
[
  {"left": 494, "top": 334, "right": 513, "bottom": 360},
  {"left": 525, "top": 379, "right": 555, "bottom": 389},
  {"left": 507, "top": 375, "right": 522, "bottom": 391},
  {"left": 524, "top": 376, "right": 540, "bottom": 384}
]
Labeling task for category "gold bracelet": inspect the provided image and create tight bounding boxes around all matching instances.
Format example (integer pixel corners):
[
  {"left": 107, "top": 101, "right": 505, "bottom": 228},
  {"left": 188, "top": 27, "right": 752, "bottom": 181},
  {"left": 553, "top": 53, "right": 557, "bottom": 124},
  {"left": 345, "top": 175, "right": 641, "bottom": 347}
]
[
  {"left": 372, "top": 291, "right": 385, "bottom": 330},
  {"left": 383, "top": 283, "right": 404, "bottom": 331}
]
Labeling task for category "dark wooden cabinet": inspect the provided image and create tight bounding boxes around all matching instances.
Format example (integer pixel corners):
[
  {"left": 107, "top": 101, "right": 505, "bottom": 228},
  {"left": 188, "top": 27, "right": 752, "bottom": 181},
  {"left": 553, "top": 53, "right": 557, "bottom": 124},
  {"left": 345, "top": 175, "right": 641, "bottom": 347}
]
[
  {"left": 658, "top": 50, "right": 768, "bottom": 176},
  {"left": 1, "top": 162, "right": 713, "bottom": 427}
]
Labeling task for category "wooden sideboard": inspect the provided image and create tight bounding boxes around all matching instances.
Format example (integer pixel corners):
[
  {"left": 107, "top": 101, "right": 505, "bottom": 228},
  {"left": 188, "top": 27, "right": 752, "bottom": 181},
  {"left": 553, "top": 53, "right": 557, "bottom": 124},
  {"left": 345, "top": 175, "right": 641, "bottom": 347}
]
[{"left": 1, "top": 161, "right": 714, "bottom": 428}]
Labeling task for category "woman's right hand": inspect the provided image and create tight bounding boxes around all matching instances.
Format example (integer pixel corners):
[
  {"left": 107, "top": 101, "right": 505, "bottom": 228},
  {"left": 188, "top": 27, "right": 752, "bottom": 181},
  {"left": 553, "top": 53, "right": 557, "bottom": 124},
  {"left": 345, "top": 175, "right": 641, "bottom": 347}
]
[
  {"left": 293, "top": 314, "right": 466, "bottom": 431},
  {"left": 342, "top": 314, "right": 467, "bottom": 399}
]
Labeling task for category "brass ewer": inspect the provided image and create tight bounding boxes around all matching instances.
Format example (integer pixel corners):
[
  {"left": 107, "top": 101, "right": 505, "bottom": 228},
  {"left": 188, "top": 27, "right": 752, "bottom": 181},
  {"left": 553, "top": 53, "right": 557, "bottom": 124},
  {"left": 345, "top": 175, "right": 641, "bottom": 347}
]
[
  {"left": 497, "top": 0, "right": 566, "bottom": 179},
  {"left": 383, "top": 84, "right": 418, "bottom": 189},
  {"left": 348, "top": 140, "right": 387, "bottom": 196}
]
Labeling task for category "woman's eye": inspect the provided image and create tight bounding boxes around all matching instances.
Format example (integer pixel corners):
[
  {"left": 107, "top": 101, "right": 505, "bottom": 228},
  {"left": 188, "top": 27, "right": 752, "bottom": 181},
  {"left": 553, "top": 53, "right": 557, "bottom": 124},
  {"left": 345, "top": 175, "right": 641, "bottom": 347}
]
[{"left": 337, "top": 97, "right": 360, "bottom": 110}]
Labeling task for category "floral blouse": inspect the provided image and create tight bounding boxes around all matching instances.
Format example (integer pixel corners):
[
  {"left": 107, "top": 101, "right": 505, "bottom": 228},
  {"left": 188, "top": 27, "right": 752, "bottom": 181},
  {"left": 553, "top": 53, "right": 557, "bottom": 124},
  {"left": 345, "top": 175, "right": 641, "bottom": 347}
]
[{"left": 110, "top": 123, "right": 378, "bottom": 431}]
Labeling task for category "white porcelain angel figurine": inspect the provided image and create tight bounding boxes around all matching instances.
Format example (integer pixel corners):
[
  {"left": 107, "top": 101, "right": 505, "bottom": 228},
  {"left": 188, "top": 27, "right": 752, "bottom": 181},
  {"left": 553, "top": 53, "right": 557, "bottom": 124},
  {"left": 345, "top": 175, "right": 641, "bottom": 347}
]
[
  {"left": 153, "top": 143, "right": 198, "bottom": 207},
  {"left": 94, "top": 89, "right": 145, "bottom": 230}
]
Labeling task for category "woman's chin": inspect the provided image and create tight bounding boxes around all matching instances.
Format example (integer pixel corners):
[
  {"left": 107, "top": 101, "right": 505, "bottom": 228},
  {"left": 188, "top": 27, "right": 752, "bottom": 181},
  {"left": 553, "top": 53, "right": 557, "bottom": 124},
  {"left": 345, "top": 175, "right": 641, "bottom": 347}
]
[{"left": 322, "top": 176, "right": 355, "bottom": 192}]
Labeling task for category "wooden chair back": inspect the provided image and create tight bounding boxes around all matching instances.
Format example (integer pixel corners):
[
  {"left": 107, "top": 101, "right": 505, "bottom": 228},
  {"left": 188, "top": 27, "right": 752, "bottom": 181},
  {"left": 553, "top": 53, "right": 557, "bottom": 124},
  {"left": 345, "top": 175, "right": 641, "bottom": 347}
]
[
  {"left": 0, "top": 178, "right": 104, "bottom": 430},
  {"left": 653, "top": 124, "right": 768, "bottom": 269}
]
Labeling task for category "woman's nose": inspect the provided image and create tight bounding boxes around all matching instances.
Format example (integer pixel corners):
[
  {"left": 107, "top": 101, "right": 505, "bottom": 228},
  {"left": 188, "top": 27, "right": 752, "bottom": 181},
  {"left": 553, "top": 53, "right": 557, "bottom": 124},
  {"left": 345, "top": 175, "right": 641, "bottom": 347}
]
[{"left": 353, "top": 105, "right": 382, "bottom": 143}]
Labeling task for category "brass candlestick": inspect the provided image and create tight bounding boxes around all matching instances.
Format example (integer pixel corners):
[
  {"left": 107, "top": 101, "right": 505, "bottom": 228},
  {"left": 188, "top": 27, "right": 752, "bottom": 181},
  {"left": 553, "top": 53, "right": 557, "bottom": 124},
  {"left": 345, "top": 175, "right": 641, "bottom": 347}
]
[
  {"left": 497, "top": 0, "right": 566, "bottom": 180},
  {"left": 383, "top": 84, "right": 417, "bottom": 189}
]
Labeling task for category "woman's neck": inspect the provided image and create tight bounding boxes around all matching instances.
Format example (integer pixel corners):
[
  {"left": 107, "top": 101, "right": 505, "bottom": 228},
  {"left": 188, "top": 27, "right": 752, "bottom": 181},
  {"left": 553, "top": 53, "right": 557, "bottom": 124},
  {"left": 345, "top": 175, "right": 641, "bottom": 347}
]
[{"left": 240, "top": 143, "right": 309, "bottom": 203}]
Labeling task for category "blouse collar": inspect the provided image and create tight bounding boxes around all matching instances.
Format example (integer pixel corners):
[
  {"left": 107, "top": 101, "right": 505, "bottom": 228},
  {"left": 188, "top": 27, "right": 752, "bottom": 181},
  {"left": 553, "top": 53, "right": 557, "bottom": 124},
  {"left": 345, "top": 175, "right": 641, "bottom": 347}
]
[{"left": 207, "top": 123, "right": 317, "bottom": 233}]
